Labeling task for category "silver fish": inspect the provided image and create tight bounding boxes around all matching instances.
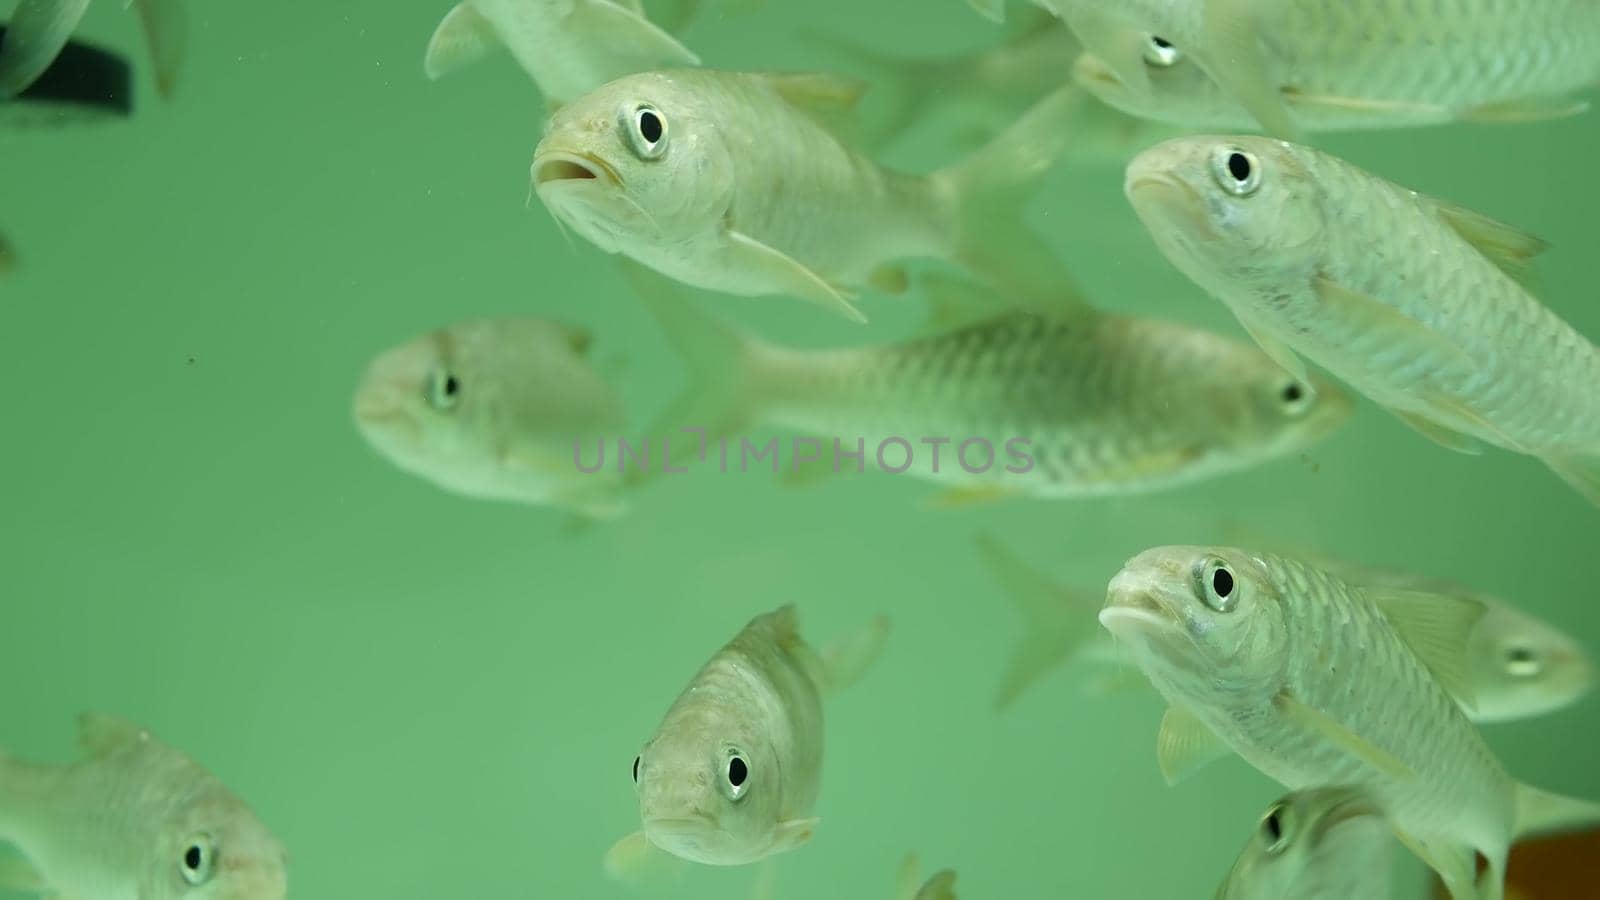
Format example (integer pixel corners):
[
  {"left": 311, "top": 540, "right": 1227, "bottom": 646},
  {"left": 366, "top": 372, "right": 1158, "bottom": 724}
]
[
  {"left": 1099, "top": 547, "right": 1600, "bottom": 900},
  {"left": 352, "top": 316, "right": 626, "bottom": 518},
  {"left": 1216, "top": 787, "right": 1393, "bottom": 900},
  {"left": 422, "top": 0, "right": 697, "bottom": 106},
  {"left": 0, "top": 714, "right": 287, "bottom": 900},
  {"left": 1126, "top": 136, "right": 1600, "bottom": 505},
  {"left": 606, "top": 606, "right": 888, "bottom": 872}
]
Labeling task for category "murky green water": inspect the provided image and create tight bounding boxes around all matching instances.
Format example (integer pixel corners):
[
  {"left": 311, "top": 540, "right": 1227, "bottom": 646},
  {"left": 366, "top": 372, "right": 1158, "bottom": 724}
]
[{"left": 2, "top": 2, "right": 1598, "bottom": 898}]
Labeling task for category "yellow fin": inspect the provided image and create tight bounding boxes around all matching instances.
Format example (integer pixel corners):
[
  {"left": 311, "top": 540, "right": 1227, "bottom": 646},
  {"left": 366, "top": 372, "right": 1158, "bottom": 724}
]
[
  {"left": 868, "top": 264, "right": 910, "bottom": 295},
  {"left": 1464, "top": 95, "right": 1591, "bottom": 124},
  {"left": 819, "top": 616, "right": 891, "bottom": 694},
  {"left": 602, "top": 831, "right": 687, "bottom": 885},
  {"left": 1200, "top": 0, "right": 1300, "bottom": 140},
  {"left": 924, "top": 485, "right": 1021, "bottom": 509},
  {"left": 1544, "top": 451, "right": 1600, "bottom": 507},
  {"left": 77, "top": 713, "right": 146, "bottom": 758},
  {"left": 1157, "top": 705, "right": 1231, "bottom": 785},
  {"left": 1311, "top": 276, "right": 1474, "bottom": 371},
  {"left": 1416, "top": 389, "right": 1526, "bottom": 454},
  {"left": 130, "top": 0, "right": 186, "bottom": 99},
  {"left": 1430, "top": 200, "right": 1547, "bottom": 293},
  {"left": 915, "top": 870, "right": 959, "bottom": 900},
  {"left": 758, "top": 71, "right": 870, "bottom": 115},
  {"left": 1237, "top": 316, "right": 1311, "bottom": 386},
  {"left": 423, "top": 2, "right": 499, "bottom": 80},
  {"left": 1389, "top": 408, "right": 1485, "bottom": 455},
  {"left": 1368, "top": 587, "right": 1485, "bottom": 712},
  {"left": 725, "top": 229, "right": 867, "bottom": 322},
  {"left": 975, "top": 533, "right": 1099, "bottom": 710},
  {"left": 1514, "top": 782, "right": 1600, "bottom": 839},
  {"left": 771, "top": 817, "right": 820, "bottom": 854},
  {"left": 1275, "top": 692, "right": 1415, "bottom": 780}
]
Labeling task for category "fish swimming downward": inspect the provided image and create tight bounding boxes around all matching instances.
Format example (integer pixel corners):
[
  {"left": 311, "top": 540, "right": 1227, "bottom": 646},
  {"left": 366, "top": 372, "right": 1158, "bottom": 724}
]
[
  {"left": 1124, "top": 136, "right": 1600, "bottom": 505},
  {"left": 533, "top": 72, "right": 1086, "bottom": 322},
  {"left": 0, "top": 0, "right": 185, "bottom": 100},
  {"left": 978, "top": 537, "right": 1597, "bottom": 722},
  {"left": 1099, "top": 547, "right": 1600, "bottom": 900},
  {"left": 1215, "top": 787, "right": 1395, "bottom": 900},
  {"left": 630, "top": 269, "right": 1350, "bottom": 504},
  {"left": 1044, "top": 0, "right": 1600, "bottom": 137},
  {"left": 422, "top": 0, "right": 698, "bottom": 107},
  {"left": 606, "top": 605, "right": 889, "bottom": 873},
  {"left": 352, "top": 316, "right": 627, "bottom": 518},
  {"left": 0, "top": 714, "right": 288, "bottom": 900}
]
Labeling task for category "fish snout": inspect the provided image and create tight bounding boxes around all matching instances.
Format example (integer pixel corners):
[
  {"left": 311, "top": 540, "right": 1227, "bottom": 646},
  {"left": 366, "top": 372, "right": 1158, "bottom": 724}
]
[
  {"left": 531, "top": 150, "right": 621, "bottom": 190},
  {"left": 1099, "top": 568, "right": 1178, "bottom": 637}
]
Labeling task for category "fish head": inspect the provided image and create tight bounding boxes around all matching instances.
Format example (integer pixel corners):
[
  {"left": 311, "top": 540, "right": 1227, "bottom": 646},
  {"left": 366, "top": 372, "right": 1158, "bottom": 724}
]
[
  {"left": 1222, "top": 360, "right": 1353, "bottom": 460},
  {"left": 630, "top": 716, "right": 784, "bottom": 865},
  {"left": 1218, "top": 787, "right": 1388, "bottom": 900},
  {"left": 1470, "top": 605, "right": 1598, "bottom": 722},
  {"left": 533, "top": 73, "right": 735, "bottom": 254},
  {"left": 1072, "top": 40, "right": 1241, "bottom": 128},
  {"left": 143, "top": 776, "right": 289, "bottom": 900},
  {"left": 352, "top": 318, "right": 616, "bottom": 500},
  {"left": 1100, "top": 546, "right": 1289, "bottom": 707},
  {"left": 1125, "top": 136, "right": 1326, "bottom": 299}
]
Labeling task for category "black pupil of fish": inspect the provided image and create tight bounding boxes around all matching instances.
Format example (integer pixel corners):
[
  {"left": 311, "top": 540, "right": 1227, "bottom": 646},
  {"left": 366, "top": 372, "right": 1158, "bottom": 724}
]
[
  {"left": 1212, "top": 567, "right": 1234, "bottom": 598},
  {"left": 632, "top": 756, "right": 640, "bottom": 782},
  {"left": 638, "top": 110, "right": 663, "bottom": 144},
  {"left": 1262, "top": 810, "right": 1283, "bottom": 843},
  {"left": 1228, "top": 153, "right": 1252, "bottom": 183},
  {"left": 1282, "top": 383, "right": 1304, "bottom": 403},
  {"left": 1508, "top": 647, "right": 1536, "bottom": 663},
  {"left": 444, "top": 375, "right": 459, "bottom": 397},
  {"left": 728, "top": 756, "right": 748, "bottom": 787},
  {"left": 185, "top": 845, "right": 203, "bottom": 870},
  {"left": 1152, "top": 36, "right": 1173, "bottom": 49}
]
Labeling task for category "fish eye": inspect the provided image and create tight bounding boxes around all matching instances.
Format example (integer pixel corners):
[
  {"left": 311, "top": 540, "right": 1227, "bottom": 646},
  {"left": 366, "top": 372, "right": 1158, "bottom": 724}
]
[
  {"left": 632, "top": 755, "right": 641, "bottom": 783},
  {"left": 1505, "top": 646, "right": 1542, "bottom": 678},
  {"left": 1279, "top": 380, "right": 1311, "bottom": 414},
  {"left": 723, "top": 748, "right": 750, "bottom": 801},
  {"left": 1259, "top": 804, "right": 1291, "bottom": 853},
  {"left": 1211, "top": 146, "right": 1262, "bottom": 197},
  {"left": 425, "top": 369, "right": 461, "bottom": 411},
  {"left": 1195, "top": 557, "right": 1238, "bottom": 612},
  {"left": 624, "top": 104, "right": 668, "bottom": 160},
  {"left": 179, "top": 834, "right": 216, "bottom": 886},
  {"left": 1143, "top": 35, "right": 1181, "bottom": 67}
]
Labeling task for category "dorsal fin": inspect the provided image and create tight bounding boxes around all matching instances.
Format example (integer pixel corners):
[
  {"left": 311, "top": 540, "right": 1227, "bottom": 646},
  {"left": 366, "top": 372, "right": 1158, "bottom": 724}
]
[
  {"left": 1430, "top": 199, "right": 1547, "bottom": 293},
  {"left": 78, "top": 713, "right": 148, "bottom": 758},
  {"left": 756, "top": 72, "right": 869, "bottom": 136},
  {"left": 1368, "top": 587, "right": 1485, "bottom": 711}
]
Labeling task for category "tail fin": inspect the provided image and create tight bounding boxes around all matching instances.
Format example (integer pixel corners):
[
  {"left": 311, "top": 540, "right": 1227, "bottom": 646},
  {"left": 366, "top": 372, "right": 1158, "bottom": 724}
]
[
  {"left": 799, "top": 31, "right": 946, "bottom": 151},
  {"left": 934, "top": 85, "right": 1091, "bottom": 306},
  {"left": 1514, "top": 782, "right": 1600, "bottom": 840},
  {"left": 618, "top": 262, "right": 773, "bottom": 484},
  {"left": 820, "top": 616, "right": 891, "bottom": 695},
  {"left": 130, "top": 0, "right": 186, "bottom": 99},
  {"left": 0, "top": 0, "right": 93, "bottom": 98},
  {"left": 975, "top": 533, "right": 1100, "bottom": 710}
]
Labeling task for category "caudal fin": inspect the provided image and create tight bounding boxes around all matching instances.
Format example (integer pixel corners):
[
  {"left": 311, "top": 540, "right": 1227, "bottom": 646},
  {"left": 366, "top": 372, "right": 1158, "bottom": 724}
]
[
  {"left": 0, "top": 0, "right": 93, "bottom": 98},
  {"left": 619, "top": 262, "right": 775, "bottom": 484},
  {"left": 934, "top": 85, "right": 1091, "bottom": 307},
  {"left": 975, "top": 534, "right": 1102, "bottom": 710},
  {"left": 1515, "top": 782, "right": 1600, "bottom": 841}
]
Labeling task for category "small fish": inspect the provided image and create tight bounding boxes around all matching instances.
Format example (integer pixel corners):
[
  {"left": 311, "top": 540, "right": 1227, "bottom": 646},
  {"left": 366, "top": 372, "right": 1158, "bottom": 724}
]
[
  {"left": 1125, "top": 136, "right": 1600, "bottom": 505},
  {"left": 811, "top": 14, "right": 1183, "bottom": 160},
  {"left": 1099, "top": 547, "right": 1600, "bottom": 900},
  {"left": 0, "top": 0, "right": 185, "bottom": 100},
  {"left": 0, "top": 714, "right": 287, "bottom": 900},
  {"left": 533, "top": 72, "right": 1085, "bottom": 322},
  {"left": 979, "top": 538, "right": 1595, "bottom": 722},
  {"left": 605, "top": 606, "right": 889, "bottom": 872},
  {"left": 1046, "top": 0, "right": 1600, "bottom": 137},
  {"left": 352, "top": 317, "right": 627, "bottom": 518},
  {"left": 631, "top": 268, "right": 1350, "bottom": 505},
  {"left": 1216, "top": 787, "right": 1394, "bottom": 900},
  {"left": 422, "top": 0, "right": 698, "bottom": 108}
]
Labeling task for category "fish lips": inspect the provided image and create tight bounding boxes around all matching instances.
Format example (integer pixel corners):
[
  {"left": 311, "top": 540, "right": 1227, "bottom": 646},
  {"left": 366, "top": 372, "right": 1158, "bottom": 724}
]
[
  {"left": 531, "top": 148, "right": 623, "bottom": 193},
  {"left": 1123, "top": 170, "right": 1218, "bottom": 246},
  {"left": 642, "top": 814, "right": 729, "bottom": 863}
]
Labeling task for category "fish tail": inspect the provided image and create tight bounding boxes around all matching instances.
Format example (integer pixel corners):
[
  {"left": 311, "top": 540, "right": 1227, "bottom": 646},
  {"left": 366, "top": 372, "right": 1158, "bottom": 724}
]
[
  {"left": 618, "top": 261, "right": 772, "bottom": 486},
  {"left": 974, "top": 533, "right": 1100, "bottom": 711},
  {"left": 129, "top": 0, "right": 185, "bottom": 99},
  {"left": 0, "top": 0, "right": 94, "bottom": 99},
  {"left": 935, "top": 85, "right": 1091, "bottom": 306},
  {"left": 1513, "top": 782, "right": 1600, "bottom": 841}
]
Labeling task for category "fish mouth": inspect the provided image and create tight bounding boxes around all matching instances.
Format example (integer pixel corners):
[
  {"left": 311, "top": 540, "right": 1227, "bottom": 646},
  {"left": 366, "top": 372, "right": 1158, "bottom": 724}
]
[
  {"left": 532, "top": 150, "right": 621, "bottom": 189},
  {"left": 643, "top": 814, "right": 717, "bottom": 838},
  {"left": 1124, "top": 171, "right": 1216, "bottom": 241}
]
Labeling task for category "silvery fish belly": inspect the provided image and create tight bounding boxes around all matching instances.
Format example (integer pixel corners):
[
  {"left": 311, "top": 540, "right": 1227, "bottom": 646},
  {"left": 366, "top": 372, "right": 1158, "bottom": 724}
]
[
  {"left": 755, "top": 310, "right": 1351, "bottom": 498},
  {"left": 1124, "top": 136, "right": 1600, "bottom": 503}
]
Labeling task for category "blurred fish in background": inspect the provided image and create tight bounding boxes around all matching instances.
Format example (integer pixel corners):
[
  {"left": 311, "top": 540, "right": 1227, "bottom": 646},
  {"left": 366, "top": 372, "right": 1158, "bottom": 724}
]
[{"left": 0, "top": 0, "right": 185, "bottom": 102}]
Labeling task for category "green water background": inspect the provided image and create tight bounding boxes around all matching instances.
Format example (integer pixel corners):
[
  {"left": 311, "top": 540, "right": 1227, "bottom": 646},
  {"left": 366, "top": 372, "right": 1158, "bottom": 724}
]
[{"left": 1, "top": 1, "right": 1597, "bottom": 898}]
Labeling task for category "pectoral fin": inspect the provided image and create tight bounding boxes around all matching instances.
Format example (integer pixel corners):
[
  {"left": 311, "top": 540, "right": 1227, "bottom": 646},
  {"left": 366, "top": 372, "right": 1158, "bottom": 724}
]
[
  {"left": 1389, "top": 408, "right": 1486, "bottom": 455},
  {"left": 571, "top": 0, "right": 701, "bottom": 69},
  {"left": 1237, "top": 316, "right": 1311, "bottom": 386},
  {"left": 1310, "top": 276, "right": 1475, "bottom": 372},
  {"left": 724, "top": 230, "right": 867, "bottom": 323},
  {"left": 759, "top": 71, "right": 870, "bottom": 115},
  {"left": 1200, "top": 0, "right": 1300, "bottom": 139},
  {"left": 1275, "top": 691, "right": 1414, "bottom": 780},
  {"left": 771, "top": 817, "right": 821, "bottom": 854},
  {"left": 423, "top": 2, "right": 500, "bottom": 80},
  {"left": 1430, "top": 200, "right": 1547, "bottom": 294},
  {"left": 1368, "top": 587, "right": 1485, "bottom": 712},
  {"left": 602, "top": 831, "right": 686, "bottom": 884},
  {"left": 1281, "top": 88, "right": 1446, "bottom": 120},
  {"left": 0, "top": 0, "right": 94, "bottom": 98},
  {"left": 1156, "top": 705, "right": 1231, "bottom": 785}
]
